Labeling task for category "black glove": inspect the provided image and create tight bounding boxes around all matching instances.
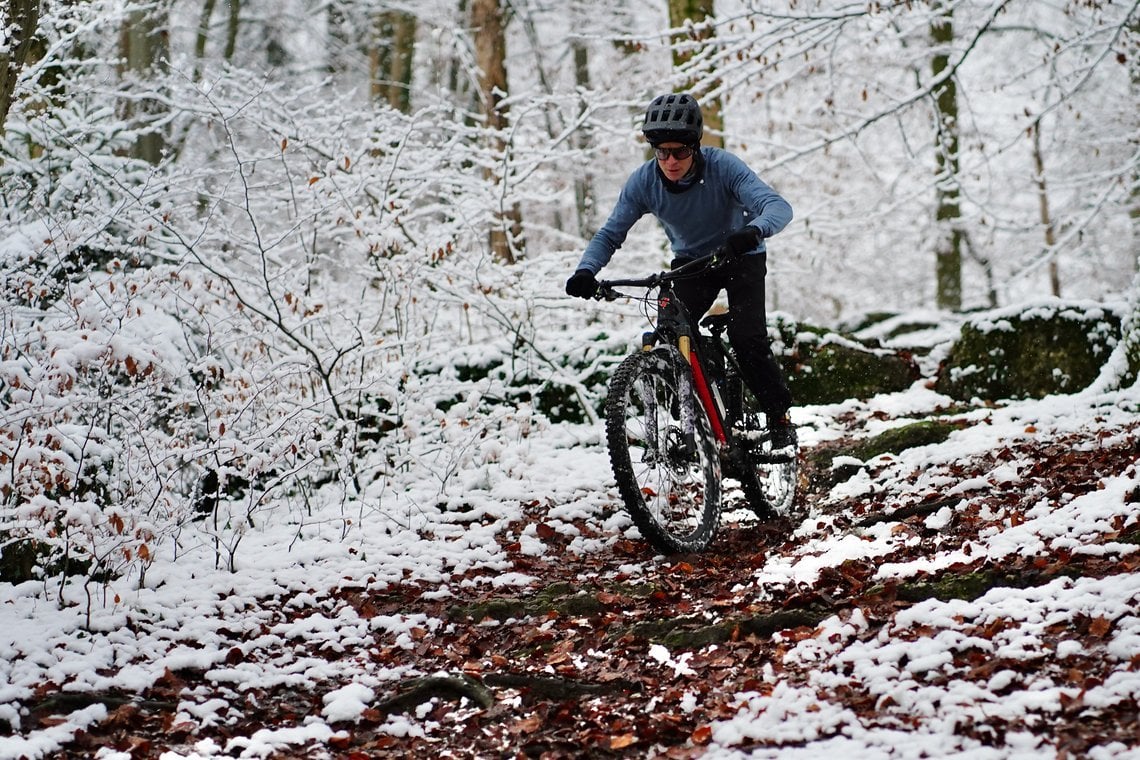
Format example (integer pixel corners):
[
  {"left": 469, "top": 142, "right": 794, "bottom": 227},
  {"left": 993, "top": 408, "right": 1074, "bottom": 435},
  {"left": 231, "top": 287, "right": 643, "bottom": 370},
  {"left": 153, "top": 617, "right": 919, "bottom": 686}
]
[
  {"left": 565, "top": 268, "right": 598, "bottom": 299},
  {"left": 725, "top": 226, "right": 762, "bottom": 256}
]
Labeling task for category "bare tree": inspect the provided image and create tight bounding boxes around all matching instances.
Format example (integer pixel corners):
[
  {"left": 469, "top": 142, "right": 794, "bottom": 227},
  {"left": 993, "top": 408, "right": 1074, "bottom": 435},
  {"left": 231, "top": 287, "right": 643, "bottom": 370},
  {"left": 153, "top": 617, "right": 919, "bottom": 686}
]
[
  {"left": 0, "top": 0, "right": 39, "bottom": 134},
  {"left": 659, "top": 1, "right": 1137, "bottom": 318},
  {"left": 931, "top": 2, "right": 963, "bottom": 311},
  {"left": 471, "top": 0, "right": 523, "bottom": 263},
  {"left": 195, "top": 0, "right": 241, "bottom": 69},
  {"left": 668, "top": 0, "right": 723, "bottom": 147}
]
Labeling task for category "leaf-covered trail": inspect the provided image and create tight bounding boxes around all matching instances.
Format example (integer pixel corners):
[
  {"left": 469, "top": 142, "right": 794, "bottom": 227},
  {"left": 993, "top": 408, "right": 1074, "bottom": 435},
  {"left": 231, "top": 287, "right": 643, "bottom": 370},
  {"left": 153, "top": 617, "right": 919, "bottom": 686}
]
[{"left": 18, "top": 410, "right": 1140, "bottom": 759}]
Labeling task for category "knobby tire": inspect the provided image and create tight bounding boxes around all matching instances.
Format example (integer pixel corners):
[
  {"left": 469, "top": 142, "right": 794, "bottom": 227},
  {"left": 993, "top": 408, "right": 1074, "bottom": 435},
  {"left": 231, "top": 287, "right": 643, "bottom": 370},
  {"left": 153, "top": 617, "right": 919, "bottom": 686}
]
[
  {"left": 605, "top": 348, "right": 722, "bottom": 554},
  {"left": 734, "top": 416, "right": 798, "bottom": 519}
]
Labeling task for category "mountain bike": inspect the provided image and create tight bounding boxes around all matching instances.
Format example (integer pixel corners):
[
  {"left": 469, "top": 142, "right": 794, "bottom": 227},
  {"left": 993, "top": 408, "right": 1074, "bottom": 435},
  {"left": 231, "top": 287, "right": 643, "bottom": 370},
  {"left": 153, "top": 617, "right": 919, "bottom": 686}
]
[{"left": 595, "top": 250, "right": 798, "bottom": 554}]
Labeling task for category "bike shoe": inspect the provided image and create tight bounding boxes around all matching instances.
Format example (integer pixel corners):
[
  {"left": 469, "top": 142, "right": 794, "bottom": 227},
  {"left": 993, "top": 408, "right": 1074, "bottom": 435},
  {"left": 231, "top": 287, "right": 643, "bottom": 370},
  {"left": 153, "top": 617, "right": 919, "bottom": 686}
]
[{"left": 768, "top": 414, "right": 797, "bottom": 449}]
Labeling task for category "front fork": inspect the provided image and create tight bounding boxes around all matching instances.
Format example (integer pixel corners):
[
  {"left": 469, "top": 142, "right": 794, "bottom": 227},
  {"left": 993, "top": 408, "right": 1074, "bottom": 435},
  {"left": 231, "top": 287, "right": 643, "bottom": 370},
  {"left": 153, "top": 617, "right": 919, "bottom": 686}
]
[
  {"left": 638, "top": 327, "right": 729, "bottom": 462},
  {"left": 680, "top": 335, "right": 728, "bottom": 445},
  {"left": 638, "top": 333, "right": 702, "bottom": 462},
  {"left": 676, "top": 336, "right": 700, "bottom": 454}
]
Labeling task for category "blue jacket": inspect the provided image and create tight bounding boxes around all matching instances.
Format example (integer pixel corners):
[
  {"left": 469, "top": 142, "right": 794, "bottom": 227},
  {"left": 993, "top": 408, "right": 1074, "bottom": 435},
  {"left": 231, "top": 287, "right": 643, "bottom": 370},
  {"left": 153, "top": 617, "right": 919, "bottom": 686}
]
[{"left": 576, "top": 147, "right": 793, "bottom": 273}]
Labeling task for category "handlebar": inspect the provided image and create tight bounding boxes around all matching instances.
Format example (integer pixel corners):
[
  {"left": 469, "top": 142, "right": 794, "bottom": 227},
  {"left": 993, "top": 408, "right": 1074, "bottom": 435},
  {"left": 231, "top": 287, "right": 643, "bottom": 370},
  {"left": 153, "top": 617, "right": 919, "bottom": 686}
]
[{"left": 593, "top": 245, "right": 733, "bottom": 301}]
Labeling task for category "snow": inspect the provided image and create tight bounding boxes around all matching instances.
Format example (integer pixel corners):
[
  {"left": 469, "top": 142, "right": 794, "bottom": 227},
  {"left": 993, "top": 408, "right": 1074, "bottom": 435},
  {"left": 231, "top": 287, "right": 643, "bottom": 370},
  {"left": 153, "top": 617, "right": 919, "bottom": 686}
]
[
  {"left": 2, "top": 379, "right": 1136, "bottom": 758},
  {"left": 320, "top": 682, "right": 375, "bottom": 723},
  {"left": 648, "top": 644, "right": 698, "bottom": 677},
  {"left": 0, "top": 705, "right": 107, "bottom": 760},
  {"left": 712, "top": 682, "right": 859, "bottom": 746},
  {"left": 221, "top": 721, "right": 342, "bottom": 758},
  {"left": 1, "top": 215, "right": 1138, "bottom": 757}
]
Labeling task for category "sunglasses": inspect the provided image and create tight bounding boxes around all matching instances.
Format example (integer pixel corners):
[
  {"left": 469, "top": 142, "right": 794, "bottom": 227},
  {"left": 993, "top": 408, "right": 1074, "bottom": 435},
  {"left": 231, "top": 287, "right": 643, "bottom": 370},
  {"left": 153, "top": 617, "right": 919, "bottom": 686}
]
[{"left": 654, "top": 146, "right": 695, "bottom": 161}]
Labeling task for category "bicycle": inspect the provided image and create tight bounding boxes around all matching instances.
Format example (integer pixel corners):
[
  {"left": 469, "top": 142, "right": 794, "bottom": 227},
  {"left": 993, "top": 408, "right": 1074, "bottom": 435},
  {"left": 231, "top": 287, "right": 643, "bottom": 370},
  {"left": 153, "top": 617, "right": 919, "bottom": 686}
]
[{"left": 594, "top": 250, "right": 798, "bottom": 554}]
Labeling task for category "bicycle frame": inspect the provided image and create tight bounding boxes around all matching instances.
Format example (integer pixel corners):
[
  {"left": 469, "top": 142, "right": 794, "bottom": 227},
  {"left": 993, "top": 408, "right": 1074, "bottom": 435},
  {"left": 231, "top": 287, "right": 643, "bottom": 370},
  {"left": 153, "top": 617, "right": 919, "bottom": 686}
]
[
  {"left": 652, "top": 288, "right": 729, "bottom": 445},
  {"left": 597, "top": 253, "right": 736, "bottom": 450}
]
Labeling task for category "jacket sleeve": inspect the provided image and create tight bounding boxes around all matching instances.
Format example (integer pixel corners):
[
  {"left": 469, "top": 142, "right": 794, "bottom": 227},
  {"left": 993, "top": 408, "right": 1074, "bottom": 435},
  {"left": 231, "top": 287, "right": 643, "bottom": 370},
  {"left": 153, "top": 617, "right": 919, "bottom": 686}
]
[
  {"left": 726, "top": 153, "right": 792, "bottom": 239},
  {"left": 576, "top": 170, "right": 650, "bottom": 273}
]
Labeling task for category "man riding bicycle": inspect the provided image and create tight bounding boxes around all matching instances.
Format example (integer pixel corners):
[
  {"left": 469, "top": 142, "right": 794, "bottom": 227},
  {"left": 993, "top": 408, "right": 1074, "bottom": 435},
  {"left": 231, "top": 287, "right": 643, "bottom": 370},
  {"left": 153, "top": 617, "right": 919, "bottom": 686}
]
[{"left": 565, "top": 92, "right": 796, "bottom": 448}]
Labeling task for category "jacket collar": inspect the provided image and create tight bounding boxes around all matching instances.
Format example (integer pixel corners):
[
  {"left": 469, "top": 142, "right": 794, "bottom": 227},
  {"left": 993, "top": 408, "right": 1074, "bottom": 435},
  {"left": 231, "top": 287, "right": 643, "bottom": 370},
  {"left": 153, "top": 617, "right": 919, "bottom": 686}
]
[{"left": 656, "top": 147, "right": 705, "bottom": 194}]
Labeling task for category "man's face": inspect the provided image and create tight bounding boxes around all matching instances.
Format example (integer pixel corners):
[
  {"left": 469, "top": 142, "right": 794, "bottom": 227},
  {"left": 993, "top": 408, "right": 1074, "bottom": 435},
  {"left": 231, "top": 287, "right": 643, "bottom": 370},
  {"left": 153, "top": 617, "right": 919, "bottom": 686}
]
[{"left": 654, "top": 142, "right": 695, "bottom": 182}]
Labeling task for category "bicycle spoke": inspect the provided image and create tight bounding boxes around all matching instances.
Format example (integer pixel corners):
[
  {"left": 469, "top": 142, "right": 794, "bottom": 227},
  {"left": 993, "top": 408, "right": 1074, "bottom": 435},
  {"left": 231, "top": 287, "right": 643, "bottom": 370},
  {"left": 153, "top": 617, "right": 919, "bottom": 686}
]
[
  {"left": 734, "top": 413, "right": 799, "bottom": 518},
  {"left": 605, "top": 348, "right": 721, "bottom": 553}
]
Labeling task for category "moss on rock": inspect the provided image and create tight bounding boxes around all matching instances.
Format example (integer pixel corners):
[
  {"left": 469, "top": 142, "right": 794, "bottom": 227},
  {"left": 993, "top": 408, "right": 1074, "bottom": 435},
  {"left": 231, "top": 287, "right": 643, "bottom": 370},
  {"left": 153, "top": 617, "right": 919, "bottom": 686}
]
[
  {"left": 935, "top": 301, "right": 1121, "bottom": 401},
  {"left": 850, "top": 419, "right": 963, "bottom": 461},
  {"left": 807, "top": 419, "right": 963, "bottom": 484},
  {"left": 769, "top": 317, "right": 921, "bottom": 405},
  {"left": 447, "top": 580, "right": 605, "bottom": 623}
]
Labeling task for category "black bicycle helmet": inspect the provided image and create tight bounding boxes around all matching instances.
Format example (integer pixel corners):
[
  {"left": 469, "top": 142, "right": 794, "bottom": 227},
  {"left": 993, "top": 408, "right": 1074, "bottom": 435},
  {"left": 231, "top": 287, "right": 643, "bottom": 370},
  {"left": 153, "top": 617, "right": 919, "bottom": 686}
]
[{"left": 641, "top": 93, "right": 703, "bottom": 145}]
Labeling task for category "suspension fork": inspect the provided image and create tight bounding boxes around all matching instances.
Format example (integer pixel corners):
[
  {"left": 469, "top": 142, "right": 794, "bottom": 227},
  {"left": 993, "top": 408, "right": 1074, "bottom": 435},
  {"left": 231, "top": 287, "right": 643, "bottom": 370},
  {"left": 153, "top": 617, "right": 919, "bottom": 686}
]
[{"left": 679, "top": 335, "right": 729, "bottom": 445}]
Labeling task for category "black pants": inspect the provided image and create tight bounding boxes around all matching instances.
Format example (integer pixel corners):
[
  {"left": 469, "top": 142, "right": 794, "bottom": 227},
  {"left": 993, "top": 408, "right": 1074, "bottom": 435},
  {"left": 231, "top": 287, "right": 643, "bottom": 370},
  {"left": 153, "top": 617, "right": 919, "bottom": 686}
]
[{"left": 671, "top": 252, "right": 792, "bottom": 419}]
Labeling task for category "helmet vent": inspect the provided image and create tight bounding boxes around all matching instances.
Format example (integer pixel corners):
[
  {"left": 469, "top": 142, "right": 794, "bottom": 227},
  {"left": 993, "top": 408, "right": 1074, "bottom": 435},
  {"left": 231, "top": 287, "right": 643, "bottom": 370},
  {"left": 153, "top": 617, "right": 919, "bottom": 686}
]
[{"left": 641, "top": 93, "right": 704, "bottom": 145}]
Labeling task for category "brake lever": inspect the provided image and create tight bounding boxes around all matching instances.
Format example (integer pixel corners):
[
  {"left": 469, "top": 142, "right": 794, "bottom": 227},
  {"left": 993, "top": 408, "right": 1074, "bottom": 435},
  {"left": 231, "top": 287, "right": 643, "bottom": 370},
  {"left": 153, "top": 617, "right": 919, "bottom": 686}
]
[{"left": 706, "top": 245, "right": 736, "bottom": 270}]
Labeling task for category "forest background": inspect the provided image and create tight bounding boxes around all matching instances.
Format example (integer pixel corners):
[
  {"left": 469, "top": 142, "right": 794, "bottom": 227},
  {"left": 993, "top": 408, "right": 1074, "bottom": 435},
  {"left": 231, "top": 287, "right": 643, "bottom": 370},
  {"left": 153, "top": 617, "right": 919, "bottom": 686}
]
[
  {"left": 1, "top": 0, "right": 1138, "bottom": 661},
  {"left": 1, "top": 0, "right": 1140, "bottom": 756}
]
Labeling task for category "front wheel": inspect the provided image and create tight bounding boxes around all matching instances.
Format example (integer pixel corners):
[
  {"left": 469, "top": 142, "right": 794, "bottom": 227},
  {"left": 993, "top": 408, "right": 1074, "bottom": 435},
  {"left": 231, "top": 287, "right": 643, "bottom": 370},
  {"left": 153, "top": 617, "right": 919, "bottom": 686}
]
[{"left": 605, "top": 347, "right": 722, "bottom": 554}]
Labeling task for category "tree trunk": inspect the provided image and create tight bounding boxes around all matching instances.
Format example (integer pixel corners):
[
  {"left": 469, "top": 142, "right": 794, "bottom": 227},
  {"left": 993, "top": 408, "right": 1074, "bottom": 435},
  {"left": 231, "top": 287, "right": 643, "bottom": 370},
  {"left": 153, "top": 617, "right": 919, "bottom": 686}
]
[
  {"left": 667, "top": 0, "right": 722, "bottom": 148},
  {"left": 572, "top": 41, "right": 596, "bottom": 238},
  {"left": 1116, "top": 277, "right": 1140, "bottom": 388},
  {"left": 471, "top": 0, "right": 522, "bottom": 263},
  {"left": 194, "top": 0, "right": 217, "bottom": 64},
  {"left": 369, "top": 14, "right": 388, "bottom": 104},
  {"left": 514, "top": 2, "right": 565, "bottom": 235},
  {"left": 223, "top": 0, "right": 240, "bottom": 62},
  {"left": 120, "top": 8, "right": 168, "bottom": 164},
  {"left": 1032, "top": 122, "right": 1061, "bottom": 297},
  {"left": 388, "top": 12, "right": 416, "bottom": 113},
  {"left": 931, "top": 6, "right": 962, "bottom": 311},
  {"left": 0, "top": 0, "right": 40, "bottom": 135},
  {"left": 372, "top": 11, "right": 416, "bottom": 113}
]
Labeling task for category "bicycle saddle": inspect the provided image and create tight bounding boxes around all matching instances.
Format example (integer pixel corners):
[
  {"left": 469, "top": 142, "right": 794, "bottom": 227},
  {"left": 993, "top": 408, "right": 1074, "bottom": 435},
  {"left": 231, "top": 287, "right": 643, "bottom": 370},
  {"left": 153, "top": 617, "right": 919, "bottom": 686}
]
[{"left": 700, "top": 313, "right": 731, "bottom": 333}]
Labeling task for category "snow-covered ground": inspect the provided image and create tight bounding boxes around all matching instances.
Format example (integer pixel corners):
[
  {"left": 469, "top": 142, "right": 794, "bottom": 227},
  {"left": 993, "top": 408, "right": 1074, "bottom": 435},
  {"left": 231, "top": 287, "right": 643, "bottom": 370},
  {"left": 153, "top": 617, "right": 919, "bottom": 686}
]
[{"left": 1, "top": 382, "right": 1138, "bottom": 759}]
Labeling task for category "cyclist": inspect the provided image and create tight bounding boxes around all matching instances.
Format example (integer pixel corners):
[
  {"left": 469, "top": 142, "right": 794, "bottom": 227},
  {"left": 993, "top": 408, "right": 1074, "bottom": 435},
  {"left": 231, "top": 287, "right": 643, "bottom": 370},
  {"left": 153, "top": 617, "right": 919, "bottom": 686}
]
[{"left": 565, "top": 92, "right": 796, "bottom": 448}]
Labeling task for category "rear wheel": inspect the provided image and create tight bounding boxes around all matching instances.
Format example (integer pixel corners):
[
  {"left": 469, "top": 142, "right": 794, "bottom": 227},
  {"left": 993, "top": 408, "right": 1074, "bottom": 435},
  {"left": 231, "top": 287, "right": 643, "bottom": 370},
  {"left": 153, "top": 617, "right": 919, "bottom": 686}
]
[
  {"left": 605, "top": 347, "right": 722, "bottom": 553},
  {"left": 735, "top": 411, "right": 798, "bottom": 518}
]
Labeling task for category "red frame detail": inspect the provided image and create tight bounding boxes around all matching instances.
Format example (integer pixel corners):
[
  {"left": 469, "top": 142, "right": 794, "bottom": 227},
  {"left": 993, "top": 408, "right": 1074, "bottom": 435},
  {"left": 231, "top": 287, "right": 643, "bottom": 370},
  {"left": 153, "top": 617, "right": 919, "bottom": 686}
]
[{"left": 688, "top": 348, "right": 727, "bottom": 444}]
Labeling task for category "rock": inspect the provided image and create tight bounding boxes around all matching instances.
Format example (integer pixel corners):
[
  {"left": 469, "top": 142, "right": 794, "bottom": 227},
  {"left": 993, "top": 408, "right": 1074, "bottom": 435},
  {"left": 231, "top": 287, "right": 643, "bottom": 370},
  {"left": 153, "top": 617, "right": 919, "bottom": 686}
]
[
  {"left": 934, "top": 299, "right": 1122, "bottom": 400},
  {"left": 770, "top": 317, "right": 921, "bottom": 405}
]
